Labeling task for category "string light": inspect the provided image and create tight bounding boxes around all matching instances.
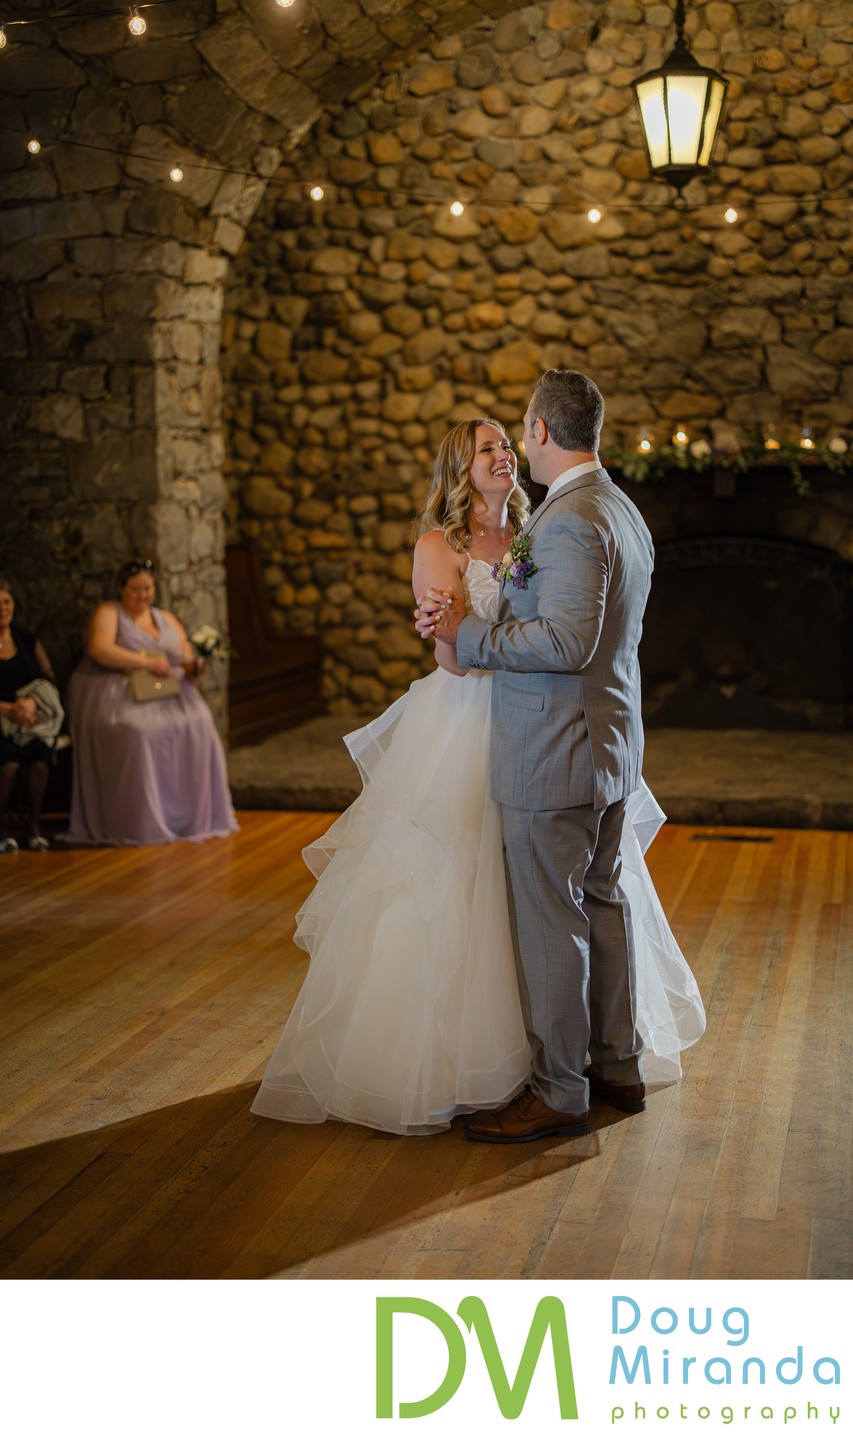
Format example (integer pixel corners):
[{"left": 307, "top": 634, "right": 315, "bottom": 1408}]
[
  {"left": 763, "top": 424, "right": 781, "bottom": 451},
  {"left": 169, "top": 165, "right": 183, "bottom": 182},
  {"left": 587, "top": 208, "right": 602, "bottom": 224},
  {"left": 673, "top": 428, "right": 689, "bottom": 446},
  {"left": 127, "top": 5, "right": 147, "bottom": 35},
  {"left": 27, "top": 137, "right": 41, "bottom": 154},
  {"left": 309, "top": 184, "right": 324, "bottom": 201},
  {"left": 637, "top": 430, "right": 653, "bottom": 453},
  {"left": 724, "top": 207, "right": 738, "bottom": 224},
  {"left": 0, "top": 23, "right": 7, "bottom": 48},
  {"left": 798, "top": 426, "right": 815, "bottom": 450},
  {"left": 0, "top": 120, "right": 843, "bottom": 230}
]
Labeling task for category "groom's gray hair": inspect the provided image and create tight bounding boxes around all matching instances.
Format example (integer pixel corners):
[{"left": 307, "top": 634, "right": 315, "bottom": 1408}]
[{"left": 530, "top": 369, "right": 604, "bottom": 454}]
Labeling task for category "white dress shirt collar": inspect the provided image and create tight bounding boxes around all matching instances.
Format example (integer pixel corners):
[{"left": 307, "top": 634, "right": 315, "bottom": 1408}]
[{"left": 545, "top": 458, "right": 603, "bottom": 500}]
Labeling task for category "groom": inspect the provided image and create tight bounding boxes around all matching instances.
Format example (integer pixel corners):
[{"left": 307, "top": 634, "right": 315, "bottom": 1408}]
[{"left": 416, "top": 369, "right": 654, "bottom": 1141}]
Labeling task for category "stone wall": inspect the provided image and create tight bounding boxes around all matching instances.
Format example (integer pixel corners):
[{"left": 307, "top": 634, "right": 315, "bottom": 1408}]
[
  {"left": 1, "top": 223, "right": 234, "bottom": 719},
  {"left": 223, "top": 0, "right": 853, "bottom": 716},
  {"left": 1, "top": 0, "right": 535, "bottom": 716}
]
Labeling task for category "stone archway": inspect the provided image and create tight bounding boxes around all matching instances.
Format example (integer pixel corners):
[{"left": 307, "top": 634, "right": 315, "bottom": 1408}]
[{"left": 0, "top": 0, "right": 538, "bottom": 710}]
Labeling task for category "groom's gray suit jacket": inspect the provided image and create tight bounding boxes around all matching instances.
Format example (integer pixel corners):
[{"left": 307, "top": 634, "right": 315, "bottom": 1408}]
[{"left": 456, "top": 467, "right": 654, "bottom": 812}]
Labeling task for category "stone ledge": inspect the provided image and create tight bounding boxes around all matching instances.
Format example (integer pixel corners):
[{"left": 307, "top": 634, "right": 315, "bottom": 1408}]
[{"left": 228, "top": 721, "right": 853, "bottom": 830}]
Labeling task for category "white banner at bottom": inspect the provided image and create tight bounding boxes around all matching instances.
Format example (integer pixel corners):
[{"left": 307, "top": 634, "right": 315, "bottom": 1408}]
[{"left": 4, "top": 1278, "right": 847, "bottom": 1436}]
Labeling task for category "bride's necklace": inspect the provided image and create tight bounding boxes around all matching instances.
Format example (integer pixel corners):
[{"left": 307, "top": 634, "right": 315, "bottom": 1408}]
[{"left": 471, "top": 518, "right": 513, "bottom": 542}]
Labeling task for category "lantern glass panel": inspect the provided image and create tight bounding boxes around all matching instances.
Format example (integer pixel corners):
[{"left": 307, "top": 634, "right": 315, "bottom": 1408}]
[
  {"left": 635, "top": 77, "right": 668, "bottom": 165},
  {"left": 698, "top": 77, "right": 726, "bottom": 165},
  {"left": 666, "top": 75, "right": 710, "bottom": 164}
]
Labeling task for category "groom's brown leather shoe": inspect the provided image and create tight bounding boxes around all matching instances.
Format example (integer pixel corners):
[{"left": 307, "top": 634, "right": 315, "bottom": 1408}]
[
  {"left": 585, "top": 1067, "right": 646, "bottom": 1113},
  {"left": 463, "top": 1086, "right": 591, "bottom": 1143}
]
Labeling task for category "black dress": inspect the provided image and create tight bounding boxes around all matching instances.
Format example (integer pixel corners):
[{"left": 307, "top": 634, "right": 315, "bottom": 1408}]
[{"left": 0, "top": 627, "right": 52, "bottom": 767}]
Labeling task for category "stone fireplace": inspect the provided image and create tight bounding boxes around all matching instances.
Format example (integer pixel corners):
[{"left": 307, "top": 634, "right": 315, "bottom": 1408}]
[
  {"left": 640, "top": 531, "right": 850, "bottom": 730},
  {"left": 623, "top": 466, "right": 853, "bottom": 731}
]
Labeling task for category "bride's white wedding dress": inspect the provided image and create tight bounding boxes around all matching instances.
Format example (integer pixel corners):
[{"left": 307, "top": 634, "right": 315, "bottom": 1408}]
[{"left": 251, "top": 560, "right": 705, "bottom": 1135}]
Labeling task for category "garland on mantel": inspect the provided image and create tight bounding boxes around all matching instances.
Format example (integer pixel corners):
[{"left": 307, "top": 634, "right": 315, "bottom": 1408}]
[{"left": 600, "top": 438, "right": 852, "bottom": 496}]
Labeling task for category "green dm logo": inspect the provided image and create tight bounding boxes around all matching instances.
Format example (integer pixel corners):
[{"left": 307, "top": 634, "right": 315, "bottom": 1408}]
[{"left": 376, "top": 1296, "right": 579, "bottom": 1420}]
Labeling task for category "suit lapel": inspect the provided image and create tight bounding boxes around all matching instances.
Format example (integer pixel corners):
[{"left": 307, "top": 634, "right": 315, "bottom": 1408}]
[{"left": 524, "top": 467, "right": 611, "bottom": 537}]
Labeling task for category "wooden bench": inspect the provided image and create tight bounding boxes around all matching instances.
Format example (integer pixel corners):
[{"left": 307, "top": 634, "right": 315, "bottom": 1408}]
[{"left": 225, "top": 541, "right": 323, "bottom": 749}]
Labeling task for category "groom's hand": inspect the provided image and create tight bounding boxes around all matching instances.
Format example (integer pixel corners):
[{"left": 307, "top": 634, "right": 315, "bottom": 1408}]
[{"left": 415, "top": 588, "right": 463, "bottom": 643}]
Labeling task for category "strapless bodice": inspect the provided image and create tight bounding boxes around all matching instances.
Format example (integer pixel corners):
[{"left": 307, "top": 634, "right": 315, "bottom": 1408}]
[{"left": 463, "top": 558, "right": 500, "bottom": 622}]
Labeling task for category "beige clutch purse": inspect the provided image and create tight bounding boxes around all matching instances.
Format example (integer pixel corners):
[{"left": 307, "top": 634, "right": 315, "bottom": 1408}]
[{"left": 128, "top": 652, "right": 181, "bottom": 702}]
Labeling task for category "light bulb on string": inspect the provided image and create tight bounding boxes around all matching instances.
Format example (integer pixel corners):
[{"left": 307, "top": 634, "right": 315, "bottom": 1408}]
[
  {"left": 0, "top": 24, "right": 8, "bottom": 49},
  {"left": 27, "top": 138, "right": 41, "bottom": 155},
  {"left": 309, "top": 185, "right": 324, "bottom": 202},
  {"left": 449, "top": 200, "right": 465, "bottom": 217},
  {"left": 128, "top": 6, "right": 147, "bottom": 35},
  {"left": 724, "top": 207, "right": 738, "bottom": 224},
  {"left": 673, "top": 428, "right": 689, "bottom": 447},
  {"left": 169, "top": 165, "right": 183, "bottom": 183},
  {"left": 798, "top": 425, "right": 815, "bottom": 451},
  {"left": 587, "top": 208, "right": 602, "bottom": 224},
  {"left": 763, "top": 424, "right": 780, "bottom": 451},
  {"left": 636, "top": 430, "right": 653, "bottom": 454}
]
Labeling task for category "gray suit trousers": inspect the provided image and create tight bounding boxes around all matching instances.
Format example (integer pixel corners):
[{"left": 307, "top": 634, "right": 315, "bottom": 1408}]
[{"left": 499, "top": 798, "right": 644, "bottom": 1114}]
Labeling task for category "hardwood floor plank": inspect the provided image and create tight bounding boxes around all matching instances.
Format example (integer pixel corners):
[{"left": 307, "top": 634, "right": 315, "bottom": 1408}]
[
  {"left": 0, "top": 815, "right": 849, "bottom": 1280},
  {"left": 807, "top": 1218, "right": 852, "bottom": 1279}
]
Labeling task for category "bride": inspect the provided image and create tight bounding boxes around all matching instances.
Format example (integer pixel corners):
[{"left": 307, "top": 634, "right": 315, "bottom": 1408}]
[{"left": 250, "top": 418, "right": 705, "bottom": 1135}]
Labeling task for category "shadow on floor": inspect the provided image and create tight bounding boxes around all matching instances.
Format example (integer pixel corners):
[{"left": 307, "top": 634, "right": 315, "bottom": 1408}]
[{"left": 0, "top": 1082, "right": 629, "bottom": 1279}]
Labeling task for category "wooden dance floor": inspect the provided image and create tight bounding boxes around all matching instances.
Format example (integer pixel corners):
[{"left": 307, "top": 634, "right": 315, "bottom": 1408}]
[{"left": 1, "top": 813, "right": 850, "bottom": 1280}]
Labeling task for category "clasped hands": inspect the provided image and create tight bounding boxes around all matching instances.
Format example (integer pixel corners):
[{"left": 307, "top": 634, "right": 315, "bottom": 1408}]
[
  {"left": 10, "top": 696, "right": 38, "bottom": 728},
  {"left": 414, "top": 588, "right": 464, "bottom": 645},
  {"left": 140, "top": 655, "right": 206, "bottom": 682}
]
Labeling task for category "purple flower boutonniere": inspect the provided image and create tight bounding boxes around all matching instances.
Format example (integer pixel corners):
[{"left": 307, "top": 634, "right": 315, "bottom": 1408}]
[{"left": 492, "top": 531, "right": 538, "bottom": 590}]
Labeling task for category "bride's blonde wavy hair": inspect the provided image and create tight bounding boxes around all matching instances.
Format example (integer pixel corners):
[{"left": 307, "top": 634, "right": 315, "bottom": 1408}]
[{"left": 415, "top": 417, "right": 530, "bottom": 553}]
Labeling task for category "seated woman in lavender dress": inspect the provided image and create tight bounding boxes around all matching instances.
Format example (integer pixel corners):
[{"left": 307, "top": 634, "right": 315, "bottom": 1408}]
[{"left": 64, "top": 559, "right": 238, "bottom": 847}]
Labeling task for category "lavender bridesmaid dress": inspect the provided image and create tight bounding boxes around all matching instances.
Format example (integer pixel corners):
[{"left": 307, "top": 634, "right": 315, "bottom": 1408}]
[{"left": 64, "top": 604, "right": 238, "bottom": 847}]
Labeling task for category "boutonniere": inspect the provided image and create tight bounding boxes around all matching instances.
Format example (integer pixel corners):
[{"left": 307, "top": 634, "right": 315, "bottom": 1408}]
[{"left": 492, "top": 531, "right": 538, "bottom": 590}]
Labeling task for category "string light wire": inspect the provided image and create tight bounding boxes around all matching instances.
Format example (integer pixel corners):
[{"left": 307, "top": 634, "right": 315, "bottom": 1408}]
[
  {"left": 4, "top": 120, "right": 847, "bottom": 222},
  {"left": 0, "top": 0, "right": 197, "bottom": 26}
]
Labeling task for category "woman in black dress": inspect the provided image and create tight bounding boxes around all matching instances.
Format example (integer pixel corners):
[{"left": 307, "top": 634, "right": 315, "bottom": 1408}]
[{"left": 0, "top": 578, "right": 57, "bottom": 852}]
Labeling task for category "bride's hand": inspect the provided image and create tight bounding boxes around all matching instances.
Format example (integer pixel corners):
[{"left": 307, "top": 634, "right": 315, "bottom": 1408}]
[
  {"left": 415, "top": 588, "right": 452, "bottom": 637},
  {"left": 415, "top": 588, "right": 462, "bottom": 642}
]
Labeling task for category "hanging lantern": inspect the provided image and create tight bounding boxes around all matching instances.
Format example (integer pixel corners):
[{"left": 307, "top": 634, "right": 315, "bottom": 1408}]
[{"left": 632, "top": 0, "right": 728, "bottom": 195}]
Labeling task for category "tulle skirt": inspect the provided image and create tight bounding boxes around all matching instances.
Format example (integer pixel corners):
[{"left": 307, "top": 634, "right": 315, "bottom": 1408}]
[{"left": 250, "top": 667, "right": 705, "bottom": 1134}]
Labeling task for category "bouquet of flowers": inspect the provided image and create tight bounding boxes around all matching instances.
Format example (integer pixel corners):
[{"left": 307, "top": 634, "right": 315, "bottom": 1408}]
[{"left": 189, "top": 625, "right": 234, "bottom": 662}]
